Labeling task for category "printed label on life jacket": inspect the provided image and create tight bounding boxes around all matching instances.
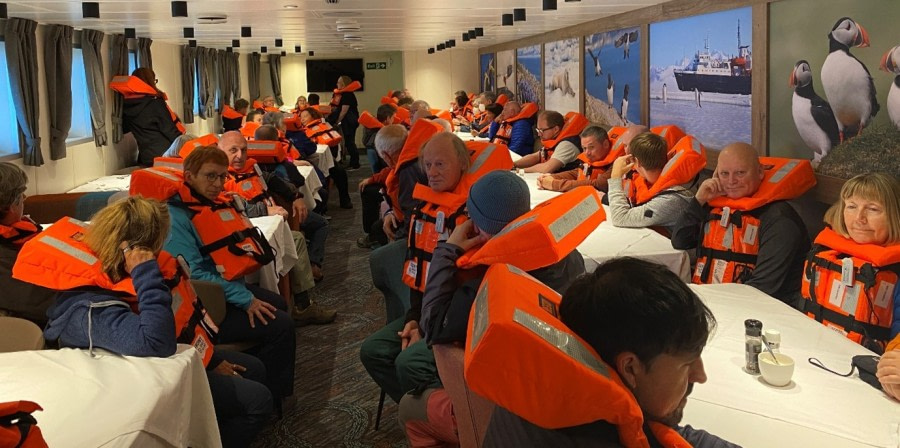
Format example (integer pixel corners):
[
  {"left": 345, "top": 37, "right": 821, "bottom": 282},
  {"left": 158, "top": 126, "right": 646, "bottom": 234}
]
[
  {"left": 415, "top": 220, "right": 424, "bottom": 234},
  {"left": 875, "top": 280, "right": 895, "bottom": 308},
  {"left": 242, "top": 182, "right": 252, "bottom": 191},
  {"left": 712, "top": 259, "right": 727, "bottom": 284},
  {"left": 719, "top": 207, "right": 731, "bottom": 227},
  {"left": 841, "top": 284, "right": 860, "bottom": 315},
  {"left": 841, "top": 258, "right": 855, "bottom": 286},
  {"left": 742, "top": 224, "right": 758, "bottom": 246},
  {"left": 435, "top": 211, "right": 445, "bottom": 234},
  {"left": 721, "top": 225, "right": 734, "bottom": 250},
  {"left": 219, "top": 210, "right": 236, "bottom": 222},
  {"left": 406, "top": 260, "right": 417, "bottom": 279},
  {"left": 192, "top": 332, "right": 213, "bottom": 365},
  {"left": 694, "top": 261, "right": 705, "bottom": 279},
  {"left": 825, "top": 323, "right": 849, "bottom": 336},
  {"left": 241, "top": 243, "right": 254, "bottom": 253},
  {"left": 538, "top": 294, "right": 558, "bottom": 318}
]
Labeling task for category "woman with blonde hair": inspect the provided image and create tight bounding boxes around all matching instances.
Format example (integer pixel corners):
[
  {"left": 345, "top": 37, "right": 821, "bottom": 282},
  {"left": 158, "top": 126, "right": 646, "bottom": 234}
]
[{"left": 799, "top": 172, "right": 900, "bottom": 353}]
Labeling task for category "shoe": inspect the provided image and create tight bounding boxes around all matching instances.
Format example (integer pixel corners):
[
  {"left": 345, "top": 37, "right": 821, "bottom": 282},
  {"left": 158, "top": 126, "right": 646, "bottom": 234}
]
[
  {"left": 340, "top": 200, "right": 353, "bottom": 209},
  {"left": 357, "top": 235, "right": 376, "bottom": 249},
  {"left": 311, "top": 264, "right": 324, "bottom": 283},
  {"left": 292, "top": 301, "right": 337, "bottom": 326}
]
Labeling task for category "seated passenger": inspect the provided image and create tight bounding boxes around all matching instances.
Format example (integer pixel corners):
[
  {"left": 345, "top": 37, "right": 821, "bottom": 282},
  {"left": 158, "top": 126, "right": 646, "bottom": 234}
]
[
  {"left": 450, "top": 92, "right": 474, "bottom": 132},
  {"left": 607, "top": 132, "right": 700, "bottom": 234},
  {"left": 477, "top": 258, "right": 735, "bottom": 448},
  {"left": 358, "top": 124, "right": 407, "bottom": 249},
  {"left": 671, "top": 143, "right": 814, "bottom": 303},
  {"left": 361, "top": 104, "right": 397, "bottom": 173},
  {"left": 536, "top": 126, "right": 620, "bottom": 193},
  {"left": 222, "top": 98, "right": 249, "bottom": 133},
  {"left": 292, "top": 95, "right": 308, "bottom": 114},
  {"left": 472, "top": 103, "right": 503, "bottom": 138},
  {"left": 155, "top": 147, "right": 297, "bottom": 408},
  {"left": 799, "top": 172, "right": 900, "bottom": 353},
  {"left": 513, "top": 111, "right": 583, "bottom": 173},
  {"left": 489, "top": 101, "right": 535, "bottom": 157},
  {"left": 0, "top": 163, "right": 55, "bottom": 325},
  {"left": 261, "top": 95, "right": 280, "bottom": 112},
  {"left": 17, "top": 197, "right": 273, "bottom": 447}
]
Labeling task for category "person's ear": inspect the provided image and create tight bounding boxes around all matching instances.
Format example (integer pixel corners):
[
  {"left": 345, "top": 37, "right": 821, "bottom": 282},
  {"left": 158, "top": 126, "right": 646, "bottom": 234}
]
[{"left": 615, "top": 351, "right": 642, "bottom": 390}]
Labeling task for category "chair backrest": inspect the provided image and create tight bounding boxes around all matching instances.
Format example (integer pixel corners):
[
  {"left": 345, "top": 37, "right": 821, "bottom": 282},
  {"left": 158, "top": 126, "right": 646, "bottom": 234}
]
[
  {"left": 0, "top": 317, "right": 44, "bottom": 352},
  {"left": 432, "top": 343, "right": 495, "bottom": 447},
  {"left": 191, "top": 280, "right": 227, "bottom": 325}
]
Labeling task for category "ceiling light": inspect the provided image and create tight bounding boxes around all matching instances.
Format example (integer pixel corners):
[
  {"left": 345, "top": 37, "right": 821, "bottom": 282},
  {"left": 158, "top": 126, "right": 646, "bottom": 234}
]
[
  {"left": 437, "top": 43, "right": 445, "bottom": 51},
  {"left": 502, "top": 13, "right": 513, "bottom": 26},
  {"left": 281, "top": 51, "right": 286, "bottom": 56},
  {"left": 428, "top": 48, "right": 435, "bottom": 54},
  {"left": 0, "top": 4, "right": 7, "bottom": 19},
  {"left": 232, "top": 39, "right": 240, "bottom": 48},
  {"left": 241, "top": 27, "right": 251, "bottom": 37},
  {"left": 189, "top": 39, "right": 197, "bottom": 47},
  {"left": 82, "top": 2, "right": 100, "bottom": 19},
  {"left": 514, "top": 8, "right": 526, "bottom": 21},
  {"left": 449, "top": 39, "right": 456, "bottom": 48},
  {"left": 543, "top": 0, "right": 557, "bottom": 10},
  {"left": 275, "top": 39, "right": 283, "bottom": 47},
  {"left": 308, "top": 50, "right": 315, "bottom": 56},
  {"left": 261, "top": 46, "right": 267, "bottom": 53},
  {"left": 284, "top": 4, "right": 299, "bottom": 8},
  {"left": 468, "top": 30, "right": 476, "bottom": 39},
  {"left": 171, "top": 1, "right": 187, "bottom": 17},
  {"left": 295, "top": 45, "right": 302, "bottom": 53},
  {"left": 226, "top": 47, "right": 232, "bottom": 52},
  {"left": 475, "top": 27, "right": 484, "bottom": 37},
  {"left": 124, "top": 28, "right": 136, "bottom": 39},
  {"left": 183, "top": 27, "right": 194, "bottom": 38},
  {"left": 462, "top": 33, "right": 470, "bottom": 42}
]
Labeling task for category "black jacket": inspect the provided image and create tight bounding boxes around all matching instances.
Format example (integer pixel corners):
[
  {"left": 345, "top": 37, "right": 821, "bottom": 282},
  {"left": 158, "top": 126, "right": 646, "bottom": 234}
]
[{"left": 123, "top": 96, "right": 183, "bottom": 166}]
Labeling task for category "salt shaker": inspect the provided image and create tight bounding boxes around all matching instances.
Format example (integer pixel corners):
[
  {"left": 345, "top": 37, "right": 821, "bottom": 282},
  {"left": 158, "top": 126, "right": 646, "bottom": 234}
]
[{"left": 764, "top": 329, "right": 781, "bottom": 354}]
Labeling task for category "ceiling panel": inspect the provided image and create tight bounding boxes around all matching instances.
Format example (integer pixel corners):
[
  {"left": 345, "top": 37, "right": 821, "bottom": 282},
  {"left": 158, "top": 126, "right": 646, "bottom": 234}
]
[{"left": 6, "top": 0, "right": 665, "bottom": 52}]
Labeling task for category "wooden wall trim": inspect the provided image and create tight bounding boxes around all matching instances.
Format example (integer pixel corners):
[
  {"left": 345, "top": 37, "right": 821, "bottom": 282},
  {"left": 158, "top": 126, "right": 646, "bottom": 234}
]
[
  {"left": 640, "top": 23, "right": 650, "bottom": 126},
  {"left": 751, "top": 3, "right": 769, "bottom": 153}
]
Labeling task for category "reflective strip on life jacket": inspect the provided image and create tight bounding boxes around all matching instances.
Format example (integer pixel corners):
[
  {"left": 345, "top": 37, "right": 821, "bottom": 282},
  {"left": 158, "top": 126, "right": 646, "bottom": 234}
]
[
  {"left": 153, "top": 157, "right": 184, "bottom": 171},
  {"left": 0, "top": 220, "right": 41, "bottom": 247},
  {"left": 179, "top": 134, "right": 219, "bottom": 159},
  {"left": 624, "top": 135, "right": 707, "bottom": 206},
  {"left": 540, "top": 112, "right": 588, "bottom": 163},
  {"left": 246, "top": 140, "right": 289, "bottom": 163},
  {"left": 457, "top": 186, "right": 606, "bottom": 270},
  {"left": 465, "top": 264, "right": 690, "bottom": 448},
  {"left": 799, "top": 227, "right": 900, "bottom": 350}
]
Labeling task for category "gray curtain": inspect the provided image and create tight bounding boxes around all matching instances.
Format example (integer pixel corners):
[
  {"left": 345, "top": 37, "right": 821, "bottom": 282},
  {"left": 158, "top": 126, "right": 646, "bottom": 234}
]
[
  {"left": 43, "top": 24, "right": 74, "bottom": 160},
  {"left": 81, "top": 29, "right": 107, "bottom": 147},
  {"left": 136, "top": 37, "right": 153, "bottom": 70},
  {"left": 230, "top": 52, "right": 240, "bottom": 104},
  {"left": 216, "top": 49, "right": 229, "bottom": 110},
  {"left": 196, "top": 48, "right": 215, "bottom": 120},
  {"left": 5, "top": 18, "right": 41, "bottom": 166},
  {"left": 180, "top": 45, "right": 197, "bottom": 124},
  {"left": 109, "top": 33, "right": 129, "bottom": 143},
  {"left": 248, "top": 52, "right": 260, "bottom": 101},
  {"left": 269, "top": 54, "right": 283, "bottom": 106}
]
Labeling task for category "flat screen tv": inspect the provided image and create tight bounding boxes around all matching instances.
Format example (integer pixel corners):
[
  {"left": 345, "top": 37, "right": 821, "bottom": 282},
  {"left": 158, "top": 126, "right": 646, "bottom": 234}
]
[{"left": 306, "top": 59, "right": 365, "bottom": 92}]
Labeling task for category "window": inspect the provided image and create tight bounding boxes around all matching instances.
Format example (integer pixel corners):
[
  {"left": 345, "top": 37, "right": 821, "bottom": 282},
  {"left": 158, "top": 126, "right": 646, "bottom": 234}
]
[
  {"left": 67, "top": 48, "right": 93, "bottom": 145},
  {"left": 128, "top": 49, "right": 138, "bottom": 75},
  {"left": 0, "top": 42, "right": 21, "bottom": 158}
]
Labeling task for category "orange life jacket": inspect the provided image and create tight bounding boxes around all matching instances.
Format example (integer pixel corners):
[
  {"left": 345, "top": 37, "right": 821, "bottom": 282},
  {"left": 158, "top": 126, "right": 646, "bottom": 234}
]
[
  {"left": 252, "top": 100, "right": 264, "bottom": 110},
  {"left": 0, "top": 219, "right": 41, "bottom": 247},
  {"left": 129, "top": 167, "right": 275, "bottom": 280},
  {"left": 178, "top": 134, "right": 219, "bottom": 159},
  {"left": 492, "top": 103, "right": 538, "bottom": 147},
  {"left": 0, "top": 400, "right": 48, "bottom": 448},
  {"left": 457, "top": 186, "right": 606, "bottom": 270},
  {"left": 263, "top": 106, "right": 280, "bottom": 113},
  {"left": 650, "top": 125, "right": 687, "bottom": 150},
  {"left": 358, "top": 111, "right": 384, "bottom": 130},
  {"left": 109, "top": 75, "right": 186, "bottom": 134},
  {"left": 381, "top": 95, "right": 399, "bottom": 105},
  {"left": 430, "top": 108, "right": 453, "bottom": 122},
  {"left": 622, "top": 135, "right": 707, "bottom": 206},
  {"left": 303, "top": 119, "right": 343, "bottom": 147},
  {"left": 799, "top": 227, "right": 900, "bottom": 352},
  {"left": 384, "top": 119, "right": 446, "bottom": 222},
  {"left": 392, "top": 105, "right": 411, "bottom": 127},
  {"left": 12, "top": 217, "right": 216, "bottom": 365},
  {"left": 574, "top": 139, "right": 625, "bottom": 182},
  {"left": 402, "top": 142, "right": 515, "bottom": 291},
  {"left": 246, "top": 139, "right": 290, "bottom": 164},
  {"left": 451, "top": 103, "right": 474, "bottom": 123},
  {"left": 330, "top": 80, "right": 362, "bottom": 108},
  {"left": 225, "top": 159, "right": 269, "bottom": 203},
  {"left": 539, "top": 112, "right": 588, "bottom": 169},
  {"left": 222, "top": 105, "right": 244, "bottom": 120},
  {"left": 495, "top": 94, "right": 509, "bottom": 106},
  {"left": 152, "top": 157, "right": 184, "bottom": 170},
  {"left": 464, "top": 264, "right": 690, "bottom": 448},
  {"left": 693, "top": 158, "right": 816, "bottom": 285},
  {"left": 240, "top": 122, "right": 261, "bottom": 139}
]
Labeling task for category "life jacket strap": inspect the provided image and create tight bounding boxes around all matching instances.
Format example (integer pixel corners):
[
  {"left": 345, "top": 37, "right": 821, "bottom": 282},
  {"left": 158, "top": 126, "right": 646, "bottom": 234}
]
[
  {"left": 798, "top": 299, "right": 891, "bottom": 342},
  {"left": 199, "top": 227, "right": 276, "bottom": 266},
  {"left": 697, "top": 247, "right": 757, "bottom": 283}
]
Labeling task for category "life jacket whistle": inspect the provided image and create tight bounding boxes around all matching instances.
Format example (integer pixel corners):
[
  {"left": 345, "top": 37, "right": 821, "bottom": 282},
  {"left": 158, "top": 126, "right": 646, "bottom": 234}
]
[
  {"left": 800, "top": 227, "right": 900, "bottom": 351},
  {"left": 464, "top": 264, "right": 690, "bottom": 447}
]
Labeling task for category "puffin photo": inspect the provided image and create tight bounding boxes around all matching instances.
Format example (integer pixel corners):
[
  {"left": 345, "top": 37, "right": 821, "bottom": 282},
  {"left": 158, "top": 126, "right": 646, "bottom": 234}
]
[
  {"left": 880, "top": 45, "right": 900, "bottom": 129},
  {"left": 790, "top": 60, "right": 840, "bottom": 167},
  {"left": 821, "top": 17, "right": 879, "bottom": 141}
]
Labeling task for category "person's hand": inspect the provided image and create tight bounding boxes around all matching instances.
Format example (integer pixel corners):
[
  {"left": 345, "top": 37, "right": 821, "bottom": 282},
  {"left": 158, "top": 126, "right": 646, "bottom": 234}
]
[
  {"left": 383, "top": 213, "right": 398, "bottom": 241},
  {"left": 398, "top": 320, "right": 421, "bottom": 351},
  {"left": 470, "top": 129, "right": 479, "bottom": 137},
  {"left": 610, "top": 154, "right": 635, "bottom": 179},
  {"left": 877, "top": 350, "right": 900, "bottom": 401},
  {"left": 358, "top": 177, "right": 371, "bottom": 193},
  {"left": 536, "top": 174, "right": 550, "bottom": 191},
  {"left": 212, "top": 360, "right": 247, "bottom": 378},
  {"left": 292, "top": 198, "right": 309, "bottom": 224},
  {"left": 120, "top": 242, "right": 155, "bottom": 275},
  {"left": 267, "top": 204, "right": 289, "bottom": 219},
  {"left": 293, "top": 160, "right": 312, "bottom": 167},
  {"left": 246, "top": 298, "right": 277, "bottom": 328},
  {"left": 446, "top": 219, "right": 489, "bottom": 252},
  {"left": 695, "top": 177, "right": 725, "bottom": 206}
]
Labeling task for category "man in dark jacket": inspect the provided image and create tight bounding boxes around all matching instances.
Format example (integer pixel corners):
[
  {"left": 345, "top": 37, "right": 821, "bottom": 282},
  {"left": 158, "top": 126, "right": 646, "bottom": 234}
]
[{"left": 122, "top": 69, "right": 184, "bottom": 166}]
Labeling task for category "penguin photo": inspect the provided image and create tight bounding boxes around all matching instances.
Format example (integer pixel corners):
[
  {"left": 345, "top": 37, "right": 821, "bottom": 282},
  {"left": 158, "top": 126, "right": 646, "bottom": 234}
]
[
  {"left": 607, "top": 73, "right": 615, "bottom": 106},
  {"left": 621, "top": 84, "right": 630, "bottom": 124},
  {"left": 790, "top": 60, "right": 840, "bottom": 167},
  {"left": 588, "top": 48, "right": 602, "bottom": 77},
  {"left": 880, "top": 45, "right": 900, "bottom": 129},
  {"left": 821, "top": 17, "right": 879, "bottom": 141}
]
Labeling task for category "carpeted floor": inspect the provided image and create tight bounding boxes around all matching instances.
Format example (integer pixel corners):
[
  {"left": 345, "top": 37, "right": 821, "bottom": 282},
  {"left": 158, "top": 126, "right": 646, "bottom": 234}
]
[{"left": 251, "top": 164, "right": 409, "bottom": 448}]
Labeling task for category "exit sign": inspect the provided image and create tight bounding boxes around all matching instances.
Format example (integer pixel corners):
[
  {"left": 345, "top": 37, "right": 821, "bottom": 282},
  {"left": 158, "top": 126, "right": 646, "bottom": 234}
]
[
  {"left": 366, "top": 62, "right": 376, "bottom": 69},
  {"left": 366, "top": 62, "right": 388, "bottom": 70}
]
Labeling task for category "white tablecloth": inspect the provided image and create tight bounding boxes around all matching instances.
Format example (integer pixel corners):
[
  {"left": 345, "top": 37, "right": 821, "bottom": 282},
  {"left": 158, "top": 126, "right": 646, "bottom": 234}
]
[
  {"left": 452, "top": 131, "right": 489, "bottom": 143},
  {"left": 246, "top": 216, "right": 298, "bottom": 292},
  {"left": 296, "top": 165, "right": 323, "bottom": 210},
  {"left": 522, "top": 173, "right": 690, "bottom": 279},
  {"left": 0, "top": 345, "right": 221, "bottom": 447},
  {"left": 686, "top": 284, "right": 899, "bottom": 448},
  {"left": 315, "top": 144, "right": 335, "bottom": 173},
  {"left": 67, "top": 175, "right": 131, "bottom": 193}
]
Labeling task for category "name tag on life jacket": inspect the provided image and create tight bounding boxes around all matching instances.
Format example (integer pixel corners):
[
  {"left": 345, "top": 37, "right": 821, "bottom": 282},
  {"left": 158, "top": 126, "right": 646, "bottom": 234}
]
[
  {"left": 742, "top": 223, "right": 758, "bottom": 246},
  {"left": 874, "top": 280, "right": 895, "bottom": 308},
  {"left": 712, "top": 259, "right": 727, "bottom": 284},
  {"left": 841, "top": 258, "right": 855, "bottom": 286},
  {"left": 719, "top": 207, "right": 731, "bottom": 227},
  {"left": 406, "top": 260, "right": 417, "bottom": 279},
  {"left": 435, "top": 211, "right": 446, "bottom": 234}
]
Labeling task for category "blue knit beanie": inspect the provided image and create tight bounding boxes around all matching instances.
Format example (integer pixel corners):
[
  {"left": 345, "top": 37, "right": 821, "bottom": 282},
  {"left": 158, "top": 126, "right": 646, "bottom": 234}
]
[{"left": 466, "top": 170, "right": 531, "bottom": 235}]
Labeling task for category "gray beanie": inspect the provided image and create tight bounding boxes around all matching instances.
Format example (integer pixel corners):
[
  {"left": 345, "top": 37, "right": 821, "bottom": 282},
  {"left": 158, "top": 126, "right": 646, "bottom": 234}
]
[{"left": 466, "top": 170, "right": 531, "bottom": 235}]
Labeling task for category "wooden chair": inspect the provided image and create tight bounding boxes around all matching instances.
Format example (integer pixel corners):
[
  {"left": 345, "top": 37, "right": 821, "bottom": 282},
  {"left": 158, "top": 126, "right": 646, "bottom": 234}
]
[
  {"left": 433, "top": 343, "right": 495, "bottom": 447},
  {"left": 191, "top": 280, "right": 257, "bottom": 353},
  {"left": 0, "top": 317, "right": 45, "bottom": 352}
]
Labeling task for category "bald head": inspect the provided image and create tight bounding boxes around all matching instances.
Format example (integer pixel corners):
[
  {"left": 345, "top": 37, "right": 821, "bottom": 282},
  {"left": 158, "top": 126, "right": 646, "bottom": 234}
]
[
  {"left": 619, "top": 125, "right": 649, "bottom": 154},
  {"left": 715, "top": 142, "right": 764, "bottom": 199},
  {"left": 411, "top": 108, "right": 431, "bottom": 126},
  {"left": 419, "top": 132, "right": 469, "bottom": 192},
  {"left": 501, "top": 101, "right": 522, "bottom": 120},
  {"left": 217, "top": 131, "right": 248, "bottom": 170}
]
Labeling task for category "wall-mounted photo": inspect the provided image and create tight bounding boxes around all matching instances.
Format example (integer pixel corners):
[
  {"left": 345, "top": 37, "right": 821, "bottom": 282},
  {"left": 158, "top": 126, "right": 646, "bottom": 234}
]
[
  {"left": 584, "top": 26, "right": 641, "bottom": 128},
  {"left": 480, "top": 53, "right": 495, "bottom": 93},
  {"left": 544, "top": 37, "right": 581, "bottom": 114},
  {"left": 650, "top": 7, "right": 752, "bottom": 149},
  {"left": 517, "top": 45, "right": 542, "bottom": 107},
  {"left": 495, "top": 49, "right": 516, "bottom": 98},
  {"left": 769, "top": 0, "right": 899, "bottom": 178}
]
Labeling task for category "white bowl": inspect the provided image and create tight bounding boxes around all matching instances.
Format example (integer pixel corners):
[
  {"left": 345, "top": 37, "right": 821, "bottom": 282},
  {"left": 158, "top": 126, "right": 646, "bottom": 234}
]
[{"left": 758, "top": 352, "right": 795, "bottom": 387}]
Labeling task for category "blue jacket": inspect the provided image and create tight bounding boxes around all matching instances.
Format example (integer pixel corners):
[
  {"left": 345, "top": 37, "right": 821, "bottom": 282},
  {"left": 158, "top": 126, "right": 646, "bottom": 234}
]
[
  {"left": 43, "top": 260, "right": 177, "bottom": 357},
  {"left": 488, "top": 120, "right": 534, "bottom": 156},
  {"left": 163, "top": 196, "right": 254, "bottom": 309}
]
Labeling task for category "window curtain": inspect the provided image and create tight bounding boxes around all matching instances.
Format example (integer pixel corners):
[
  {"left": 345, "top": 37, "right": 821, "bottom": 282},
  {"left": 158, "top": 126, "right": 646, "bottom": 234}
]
[
  {"left": 248, "top": 52, "right": 260, "bottom": 101},
  {"left": 180, "top": 45, "right": 197, "bottom": 124},
  {"left": 268, "top": 54, "right": 283, "bottom": 106},
  {"left": 136, "top": 37, "right": 153, "bottom": 70},
  {"left": 230, "top": 52, "right": 240, "bottom": 104},
  {"left": 216, "top": 49, "right": 229, "bottom": 110},
  {"left": 5, "top": 18, "right": 41, "bottom": 166},
  {"left": 196, "top": 47, "right": 214, "bottom": 120},
  {"left": 43, "top": 24, "right": 74, "bottom": 160},
  {"left": 108, "top": 33, "right": 129, "bottom": 143},
  {"left": 80, "top": 29, "right": 107, "bottom": 147}
]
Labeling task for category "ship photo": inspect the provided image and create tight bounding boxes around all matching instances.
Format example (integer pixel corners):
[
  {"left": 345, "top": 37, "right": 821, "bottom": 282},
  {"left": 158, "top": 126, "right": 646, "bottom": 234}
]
[{"left": 674, "top": 20, "right": 751, "bottom": 95}]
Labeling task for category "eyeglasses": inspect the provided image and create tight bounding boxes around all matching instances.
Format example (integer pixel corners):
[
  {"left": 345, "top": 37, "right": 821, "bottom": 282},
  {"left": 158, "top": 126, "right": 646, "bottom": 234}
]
[
  {"left": 202, "top": 172, "right": 228, "bottom": 183},
  {"left": 535, "top": 126, "right": 555, "bottom": 133}
]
